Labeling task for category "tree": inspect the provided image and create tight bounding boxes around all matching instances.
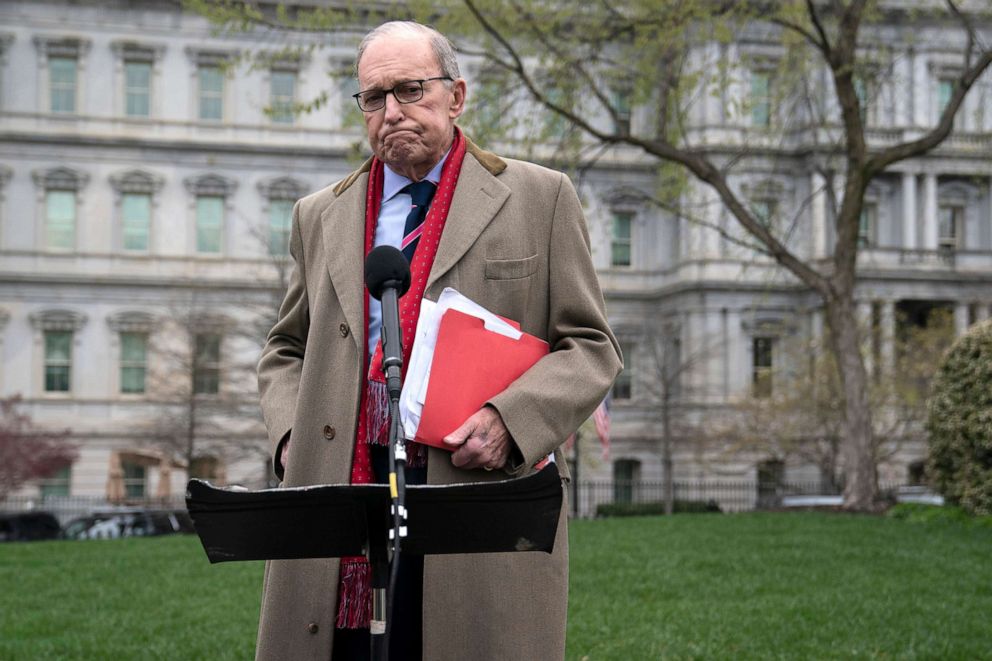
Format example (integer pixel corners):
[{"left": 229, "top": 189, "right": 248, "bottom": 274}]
[
  {"left": 0, "top": 395, "right": 76, "bottom": 500},
  {"left": 927, "top": 319, "right": 992, "bottom": 516},
  {"left": 640, "top": 322, "right": 725, "bottom": 515},
  {"left": 730, "top": 309, "right": 956, "bottom": 490},
  {"left": 187, "top": 0, "right": 992, "bottom": 509},
  {"left": 143, "top": 289, "right": 270, "bottom": 488}
]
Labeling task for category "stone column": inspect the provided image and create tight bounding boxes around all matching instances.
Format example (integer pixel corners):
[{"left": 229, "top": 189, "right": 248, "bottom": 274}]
[
  {"left": 922, "top": 173, "right": 939, "bottom": 251},
  {"left": 954, "top": 302, "right": 970, "bottom": 336},
  {"left": 810, "top": 171, "right": 828, "bottom": 258},
  {"left": 857, "top": 301, "right": 873, "bottom": 375},
  {"left": 880, "top": 300, "right": 896, "bottom": 376},
  {"left": 902, "top": 172, "right": 917, "bottom": 250}
]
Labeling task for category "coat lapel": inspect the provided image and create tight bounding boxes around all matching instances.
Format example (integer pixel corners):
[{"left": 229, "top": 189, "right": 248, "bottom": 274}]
[
  {"left": 427, "top": 153, "right": 510, "bottom": 291},
  {"left": 319, "top": 175, "right": 368, "bottom": 353}
]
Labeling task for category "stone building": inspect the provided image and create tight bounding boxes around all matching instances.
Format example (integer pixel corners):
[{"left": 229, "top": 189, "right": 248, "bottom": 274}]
[{"left": 1, "top": 1, "right": 990, "bottom": 508}]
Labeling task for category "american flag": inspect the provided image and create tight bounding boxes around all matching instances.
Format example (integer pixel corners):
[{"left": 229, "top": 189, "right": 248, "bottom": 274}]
[{"left": 592, "top": 397, "right": 611, "bottom": 460}]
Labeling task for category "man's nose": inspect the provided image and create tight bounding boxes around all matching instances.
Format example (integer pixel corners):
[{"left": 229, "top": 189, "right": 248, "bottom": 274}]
[{"left": 382, "top": 92, "right": 405, "bottom": 122}]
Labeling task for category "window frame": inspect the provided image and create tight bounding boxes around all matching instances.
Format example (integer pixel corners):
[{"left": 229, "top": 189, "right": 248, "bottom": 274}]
[
  {"left": 752, "top": 336, "right": 775, "bottom": 398},
  {"left": 269, "top": 68, "right": 297, "bottom": 125},
  {"left": 43, "top": 330, "right": 73, "bottom": 393},
  {"left": 612, "top": 339, "right": 635, "bottom": 401},
  {"left": 610, "top": 210, "right": 633, "bottom": 268},
  {"left": 119, "top": 331, "right": 148, "bottom": 395},
  {"left": 193, "top": 332, "right": 222, "bottom": 395}
]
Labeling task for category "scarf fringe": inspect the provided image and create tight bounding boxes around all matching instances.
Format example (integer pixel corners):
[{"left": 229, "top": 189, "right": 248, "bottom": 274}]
[
  {"left": 365, "top": 379, "right": 390, "bottom": 446},
  {"left": 335, "top": 559, "right": 373, "bottom": 629}
]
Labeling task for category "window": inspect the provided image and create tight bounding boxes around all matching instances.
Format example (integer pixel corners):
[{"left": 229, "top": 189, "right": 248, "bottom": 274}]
[
  {"left": 610, "top": 83, "right": 632, "bottom": 134},
  {"left": 938, "top": 204, "right": 963, "bottom": 250},
  {"left": 613, "top": 459, "right": 640, "bottom": 504},
  {"left": 270, "top": 70, "right": 296, "bottom": 124},
  {"left": 36, "top": 37, "right": 89, "bottom": 115},
  {"left": 937, "top": 78, "right": 954, "bottom": 119},
  {"left": 49, "top": 56, "right": 77, "bottom": 113},
  {"left": 120, "top": 332, "right": 148, "bottom": 394},
  {"left": 858, "top": 202, "right": 877, "bottom": 247},
  {"left": 751, "top": 198, "right": 777, "bottom": 228},
  {"left": 33, "top": 167, "right": 88, "bottom": 251},
  {"left": 44, "top": 330, "right": 72, "bottom": 392},
  {"left": 611, "top": 211, "right": 633, "bottom": 267},
  {"left": 110, "top": 170, "right": 162, "bottom": 252},
  {"left": 196, "top": 195, "right": 224, "bottom": 253},
  {"left": 613, "top": 340, "right": 634, "bottom": 400},
  {"left": 269, "top": 199, "right": 294, "bottom": 255},
  {"left": 194, "top": 333, "right": 221, "bottom": 394},
  {"left": 199, "top": 65, "right": 224, "bottom": 121},
  {"left": 121, "top": 193, "right": 151, "bottom": 251},
  {"left": 756, "top": 459, "right": 784, "bottom": 507},
  {"left": 40, "top": 466, "right": 71, "bottom": 498},
  {"left": 45, "top": 190, "right": 75, "bottom": 250},
  {"left": 750, "top": 70, "right": 772, "bottom": 127},
  {"left": 122, "top": 461, "right": 146, "bottom": 499},
  {"left": 752, "top": 337, "right": 774, "bottom": 398},
  {"left": 125, "top": 61, "right": 151, "bottom": 117}
]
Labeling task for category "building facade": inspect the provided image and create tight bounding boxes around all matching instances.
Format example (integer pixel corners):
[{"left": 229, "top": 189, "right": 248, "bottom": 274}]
[{"left": 1, "top": 1, "right": 990, "bottom": 509}]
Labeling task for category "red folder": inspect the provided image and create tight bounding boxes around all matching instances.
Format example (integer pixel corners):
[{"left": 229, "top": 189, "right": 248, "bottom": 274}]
[{"left": 415, "top": 309, "right": 549, "bottom": 449}]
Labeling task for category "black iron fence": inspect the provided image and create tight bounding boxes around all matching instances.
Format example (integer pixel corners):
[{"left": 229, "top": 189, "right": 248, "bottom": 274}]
[
  {"left": 2, "top": 495, "right": 187, "bottom": 526},
  {"left": 570, "top": 479, "right": 912, "bottom": 518},
  {"left": 2, "top": 480, "right": 924, "bottom": 526}
]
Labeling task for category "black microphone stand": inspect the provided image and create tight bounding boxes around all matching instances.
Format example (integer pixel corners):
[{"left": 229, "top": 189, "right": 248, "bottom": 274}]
[{"left": 371, "top": 281, "right": 408, "bottom": 661}]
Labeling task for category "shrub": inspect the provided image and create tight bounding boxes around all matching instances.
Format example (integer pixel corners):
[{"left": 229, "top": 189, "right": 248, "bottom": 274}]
[
  {"left": 926, "top": 319, "right": 992, "bottom": 516},
  {"left": 595, "top": 500, "right": 721, "bottom": 518}
]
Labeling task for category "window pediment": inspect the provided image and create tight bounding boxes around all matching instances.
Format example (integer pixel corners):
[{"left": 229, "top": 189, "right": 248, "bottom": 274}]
[
  {"left": 257, "top": 176, "right": 308, "bottom": 201},
  {"left": 30, "top": 309, "right": 87, "bottom": 332},
  {"left": 33, "top": 167, "right": 89, "bottom": 191},
  {"left": 184, "top": 174, "right": 237, "bottom": 197},
  {"left": 34, "top": 35, "right": 91, "bottom": 58},
  {"left": 107, "top": 311, "right": 156, "bottom": 333},
  {"left": 110, "top": 170, "right": 164, "bottom": 194}
]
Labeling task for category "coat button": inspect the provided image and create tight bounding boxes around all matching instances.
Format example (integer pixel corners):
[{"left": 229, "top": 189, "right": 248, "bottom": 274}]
[
  {"left": 339, "top": 323, "right": 350, "bottom": 337},
  {"left": 323, "top": 425, "right": 336, "bottom": 440},
  {"left": 307, "top": 622, "right": 319, "bottom": 634}
]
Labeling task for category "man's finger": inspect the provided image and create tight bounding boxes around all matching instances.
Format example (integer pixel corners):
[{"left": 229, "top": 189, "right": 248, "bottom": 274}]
[{"left": 443, "top": 415, "right": 478, "bottom": 448}]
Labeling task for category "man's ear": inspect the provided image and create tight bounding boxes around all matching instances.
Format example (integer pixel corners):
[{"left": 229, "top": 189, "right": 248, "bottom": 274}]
[{"left": 449, "top": 78, "right": 467, "bottom": 119}]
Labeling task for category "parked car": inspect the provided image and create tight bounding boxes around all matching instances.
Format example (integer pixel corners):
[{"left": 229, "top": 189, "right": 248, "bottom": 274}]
[
  {"left": 61, "top": 509, "right": 194, "bottom": 540},
  {"left": 0, "top": 511, "right": 62, "bottom": 542}
]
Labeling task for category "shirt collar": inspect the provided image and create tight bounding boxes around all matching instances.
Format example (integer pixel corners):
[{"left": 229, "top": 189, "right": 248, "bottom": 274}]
[{"left": 382, "top": 146, "right": 451, "bottom": 202}]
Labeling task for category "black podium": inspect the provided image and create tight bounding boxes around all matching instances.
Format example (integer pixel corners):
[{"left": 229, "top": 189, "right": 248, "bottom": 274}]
[
  {"left": 186, "top": 463, "right": 562, "bottom": 562},
  {"left": 186, "top": 463, "right": 563, "bottom": 659}
]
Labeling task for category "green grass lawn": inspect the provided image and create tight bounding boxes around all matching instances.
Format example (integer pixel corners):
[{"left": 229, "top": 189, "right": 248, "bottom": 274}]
[{"left": 1, "top": 512, "right": 990, "bottom": 660}]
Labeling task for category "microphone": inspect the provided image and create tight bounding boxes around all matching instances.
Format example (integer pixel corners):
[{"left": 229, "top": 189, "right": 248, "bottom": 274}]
[{"left": 364, "top": 245, "right": 411, "bottom": 400}]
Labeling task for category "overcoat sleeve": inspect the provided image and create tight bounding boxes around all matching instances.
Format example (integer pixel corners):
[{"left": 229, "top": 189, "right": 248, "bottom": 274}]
[
  {"left": 257, "top": 200, "right": 310, "bottom": 474},
  {"left": 486, "top": 173, "right": 622, "bottom": 473}
]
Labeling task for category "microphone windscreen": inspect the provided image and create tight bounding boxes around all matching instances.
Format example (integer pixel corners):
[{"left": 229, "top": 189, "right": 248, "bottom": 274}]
[{"left": 364, "top": 245, "right": 411, "bottom": 300}]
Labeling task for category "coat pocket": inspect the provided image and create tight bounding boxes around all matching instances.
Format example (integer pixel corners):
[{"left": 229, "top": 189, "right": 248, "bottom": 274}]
[{"left": 484, "top": 254, "right": 539, "bottom": 280}]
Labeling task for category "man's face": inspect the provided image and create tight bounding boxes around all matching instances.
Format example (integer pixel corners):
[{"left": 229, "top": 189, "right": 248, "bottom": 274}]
[{"left": 357, "top": 35, "right": 466, "bottom": 181}]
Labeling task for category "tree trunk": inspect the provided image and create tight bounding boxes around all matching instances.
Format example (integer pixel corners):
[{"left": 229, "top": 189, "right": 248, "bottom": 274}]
[
  {"left": 824, "top": 296, "right": 879, "bottom": 510},
  {"left": 661, "top": 393, "right": 674, "bottom": 515}
]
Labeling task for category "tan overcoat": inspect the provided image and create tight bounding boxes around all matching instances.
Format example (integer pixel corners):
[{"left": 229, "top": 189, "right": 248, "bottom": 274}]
[{"left": 255, "top": 139, "right": 622, "bottom": 661}]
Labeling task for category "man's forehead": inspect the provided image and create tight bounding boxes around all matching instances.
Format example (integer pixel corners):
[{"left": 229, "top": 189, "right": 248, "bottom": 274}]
[{"left": 358, "top": 36, "right": 437, "bottom": 84}]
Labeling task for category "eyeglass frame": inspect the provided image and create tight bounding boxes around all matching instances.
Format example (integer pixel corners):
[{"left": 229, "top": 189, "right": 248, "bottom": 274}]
[{"left": 352, "top": 76, "right": 454, "bottom": 112}]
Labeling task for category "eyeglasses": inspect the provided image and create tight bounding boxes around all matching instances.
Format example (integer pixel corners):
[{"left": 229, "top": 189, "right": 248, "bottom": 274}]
[{"left": 353, "top": 77, "right": 453, "bottom": 112}]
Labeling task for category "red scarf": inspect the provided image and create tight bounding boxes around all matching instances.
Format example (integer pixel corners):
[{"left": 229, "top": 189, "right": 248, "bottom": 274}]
[{"left": 336, "top": 129, "right": 467, "bottom": 629}]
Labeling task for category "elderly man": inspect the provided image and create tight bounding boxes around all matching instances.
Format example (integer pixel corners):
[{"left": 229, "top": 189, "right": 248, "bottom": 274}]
[{"left": 255, "top": 20, "right": 621, "bottom": 661}]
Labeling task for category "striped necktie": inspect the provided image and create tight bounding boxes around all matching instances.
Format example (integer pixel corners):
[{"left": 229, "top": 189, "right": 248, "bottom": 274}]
[{"left": 400, "top": 180, "right": 436, "bottom": 262}]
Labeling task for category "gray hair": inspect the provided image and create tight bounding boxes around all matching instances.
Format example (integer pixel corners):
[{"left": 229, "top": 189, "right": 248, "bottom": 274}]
[{"left": 355, "top": 21, "right": 461, "bottom": 81}]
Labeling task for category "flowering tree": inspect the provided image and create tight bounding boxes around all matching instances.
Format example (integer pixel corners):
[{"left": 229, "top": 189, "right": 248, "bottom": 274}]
[{"left": 0, "top": 395, "right": 76, "bottom": 500}]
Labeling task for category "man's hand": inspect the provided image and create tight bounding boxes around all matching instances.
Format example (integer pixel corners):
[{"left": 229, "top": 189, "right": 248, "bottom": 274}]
[{"left": 443, "top": 406, "right": 513, "bottom": 471}]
